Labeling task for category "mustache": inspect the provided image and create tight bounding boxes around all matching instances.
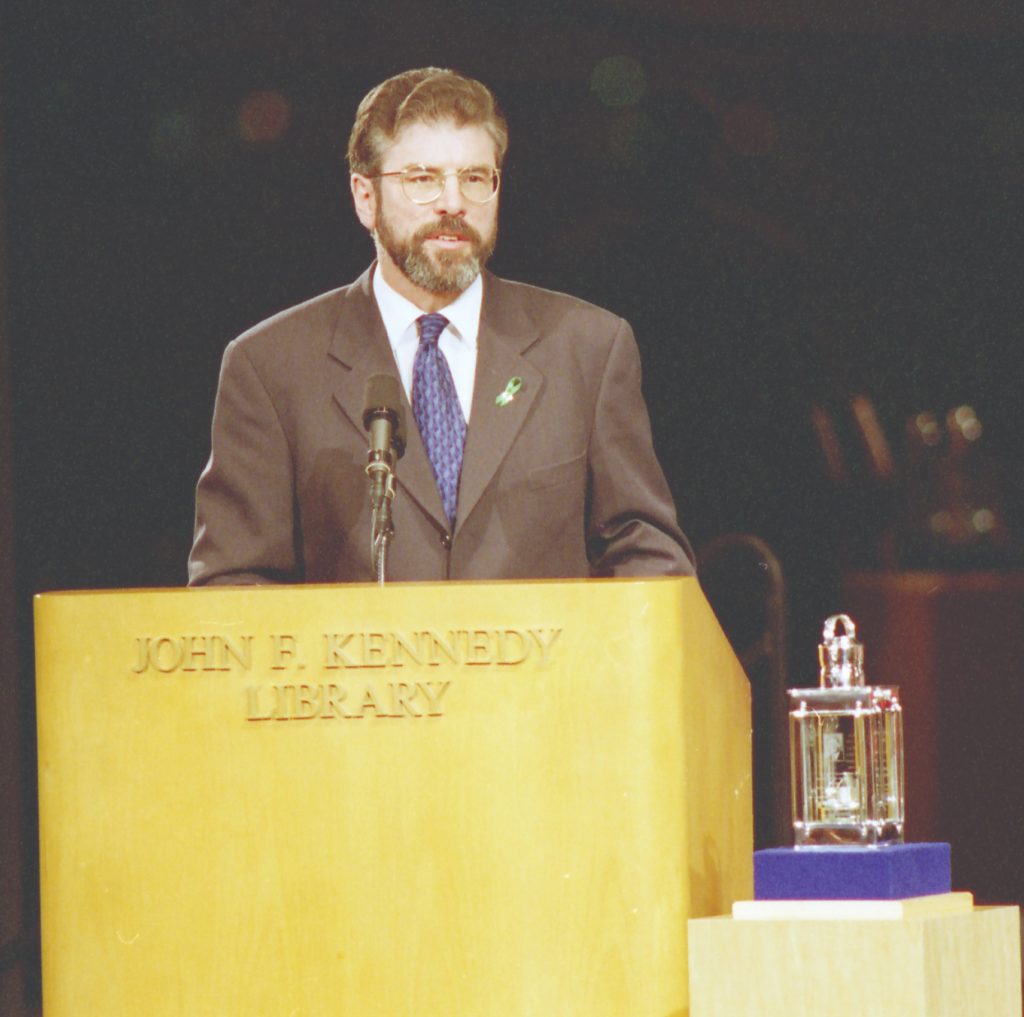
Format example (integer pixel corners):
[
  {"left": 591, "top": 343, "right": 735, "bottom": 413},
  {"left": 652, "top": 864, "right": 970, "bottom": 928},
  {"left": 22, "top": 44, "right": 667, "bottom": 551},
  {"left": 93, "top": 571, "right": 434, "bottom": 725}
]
[{"left": 413, "top": 215, "right": 483, "bottom": 246}]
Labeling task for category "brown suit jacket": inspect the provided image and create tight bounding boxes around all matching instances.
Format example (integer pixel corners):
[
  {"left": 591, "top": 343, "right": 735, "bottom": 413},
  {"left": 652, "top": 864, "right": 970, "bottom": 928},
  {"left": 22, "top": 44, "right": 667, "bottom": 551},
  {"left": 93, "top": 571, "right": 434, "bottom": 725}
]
[{"left": 188, "top": 267, "right": 694, "bottom": 584}]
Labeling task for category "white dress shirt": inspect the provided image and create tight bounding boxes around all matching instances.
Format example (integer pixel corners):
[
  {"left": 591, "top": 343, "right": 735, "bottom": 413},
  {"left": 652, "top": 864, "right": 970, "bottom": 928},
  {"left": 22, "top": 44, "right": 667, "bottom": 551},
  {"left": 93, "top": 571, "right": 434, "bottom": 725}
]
[{"left": 372, "top": 265, "right": 482, "bottom": 422}]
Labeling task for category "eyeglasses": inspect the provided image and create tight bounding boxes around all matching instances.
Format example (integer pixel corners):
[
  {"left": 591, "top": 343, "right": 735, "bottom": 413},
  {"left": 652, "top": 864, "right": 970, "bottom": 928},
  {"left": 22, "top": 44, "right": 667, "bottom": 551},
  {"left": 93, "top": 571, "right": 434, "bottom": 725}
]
[{"left": 374, "top": 166, "right": 501, "bottom": 205}]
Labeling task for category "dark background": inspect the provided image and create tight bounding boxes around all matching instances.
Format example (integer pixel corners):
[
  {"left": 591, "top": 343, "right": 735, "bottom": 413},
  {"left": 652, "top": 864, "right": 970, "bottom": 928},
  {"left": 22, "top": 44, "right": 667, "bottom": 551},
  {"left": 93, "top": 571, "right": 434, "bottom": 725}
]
[{"left": 3, "top": 1, "right": 1024, "bottom": 1010}]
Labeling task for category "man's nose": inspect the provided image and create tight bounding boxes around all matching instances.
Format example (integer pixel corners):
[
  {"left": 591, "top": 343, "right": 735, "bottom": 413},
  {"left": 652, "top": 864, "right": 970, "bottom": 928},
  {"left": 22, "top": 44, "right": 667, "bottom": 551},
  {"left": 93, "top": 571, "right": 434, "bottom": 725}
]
[{"left": 432, "top": 173, "right": 466, "bottom": 215}]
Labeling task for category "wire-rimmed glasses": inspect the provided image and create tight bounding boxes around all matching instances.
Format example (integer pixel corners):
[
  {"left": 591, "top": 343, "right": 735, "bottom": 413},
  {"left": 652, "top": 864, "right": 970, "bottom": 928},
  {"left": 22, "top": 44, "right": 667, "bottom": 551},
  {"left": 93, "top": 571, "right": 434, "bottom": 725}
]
[{"left": 374, "top": 166, "right": 501, "bottom": 205}]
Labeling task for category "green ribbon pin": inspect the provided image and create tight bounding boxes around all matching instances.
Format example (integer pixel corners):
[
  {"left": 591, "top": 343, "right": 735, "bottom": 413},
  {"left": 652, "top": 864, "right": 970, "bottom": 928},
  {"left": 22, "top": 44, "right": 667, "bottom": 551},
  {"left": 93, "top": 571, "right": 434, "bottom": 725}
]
[{"left": 495, "top": 376, "right": 523, "bottom": 407}]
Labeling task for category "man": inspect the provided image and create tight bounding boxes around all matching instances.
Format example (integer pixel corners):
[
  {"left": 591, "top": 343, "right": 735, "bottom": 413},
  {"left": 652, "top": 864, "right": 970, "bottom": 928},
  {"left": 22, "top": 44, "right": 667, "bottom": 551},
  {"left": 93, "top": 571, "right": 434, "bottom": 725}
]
[{"left": 188, "top": 67, "right": 693, "bottom": 584}]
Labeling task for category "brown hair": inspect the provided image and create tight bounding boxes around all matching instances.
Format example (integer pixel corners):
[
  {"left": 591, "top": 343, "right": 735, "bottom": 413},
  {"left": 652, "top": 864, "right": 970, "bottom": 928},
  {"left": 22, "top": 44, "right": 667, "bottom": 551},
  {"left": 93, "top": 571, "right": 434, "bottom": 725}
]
[{"left": 347, "top": 67, "right": 509, "bottom": 176}]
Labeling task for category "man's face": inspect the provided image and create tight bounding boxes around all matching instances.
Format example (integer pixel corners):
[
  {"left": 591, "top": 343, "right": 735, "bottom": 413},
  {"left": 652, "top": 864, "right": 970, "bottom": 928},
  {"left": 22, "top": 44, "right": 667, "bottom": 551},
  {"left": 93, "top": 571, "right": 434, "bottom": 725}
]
[{"left": 353, "top": 120, "right": 499, "bottom": 306}]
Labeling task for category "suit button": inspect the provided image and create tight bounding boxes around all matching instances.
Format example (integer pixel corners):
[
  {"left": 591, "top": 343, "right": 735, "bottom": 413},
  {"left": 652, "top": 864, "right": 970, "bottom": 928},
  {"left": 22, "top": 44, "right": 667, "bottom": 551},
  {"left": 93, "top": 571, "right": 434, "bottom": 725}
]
[{"left": 439, "top": 533, "right": 452, "bottom": 550}]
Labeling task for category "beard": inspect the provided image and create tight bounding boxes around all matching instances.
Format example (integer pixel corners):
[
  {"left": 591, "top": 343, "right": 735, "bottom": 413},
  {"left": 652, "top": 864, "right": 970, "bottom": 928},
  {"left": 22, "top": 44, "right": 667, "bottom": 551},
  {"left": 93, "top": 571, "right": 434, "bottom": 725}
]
[{"left": 375, "top": 211, "right": 497, "bottom": 295}]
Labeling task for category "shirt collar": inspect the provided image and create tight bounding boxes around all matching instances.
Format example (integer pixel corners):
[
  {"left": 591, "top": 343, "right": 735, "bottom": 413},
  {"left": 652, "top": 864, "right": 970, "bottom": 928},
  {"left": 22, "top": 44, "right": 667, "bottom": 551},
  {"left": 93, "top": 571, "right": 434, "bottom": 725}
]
[{"left": 372, "top": 263, "right": 483, "bottom": 350}]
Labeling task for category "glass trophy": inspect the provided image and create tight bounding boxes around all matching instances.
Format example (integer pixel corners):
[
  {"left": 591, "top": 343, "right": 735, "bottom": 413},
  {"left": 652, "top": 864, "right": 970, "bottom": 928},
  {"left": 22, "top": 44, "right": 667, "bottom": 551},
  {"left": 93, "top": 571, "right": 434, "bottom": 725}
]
[{"left": 788, "top": 614, "right": 905, "bottom": 846}]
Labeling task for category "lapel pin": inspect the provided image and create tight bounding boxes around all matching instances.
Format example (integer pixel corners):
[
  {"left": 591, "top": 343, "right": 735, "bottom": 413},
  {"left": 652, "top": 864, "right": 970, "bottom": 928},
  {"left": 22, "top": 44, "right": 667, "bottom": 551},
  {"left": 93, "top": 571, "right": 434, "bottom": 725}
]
[{"left": 495, "top": 376, "right": 523, "bottom": 407}]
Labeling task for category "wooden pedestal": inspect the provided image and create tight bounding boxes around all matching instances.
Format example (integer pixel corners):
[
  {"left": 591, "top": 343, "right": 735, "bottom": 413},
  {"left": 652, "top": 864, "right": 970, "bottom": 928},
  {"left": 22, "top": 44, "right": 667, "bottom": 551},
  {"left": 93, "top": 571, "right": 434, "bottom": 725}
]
[{"left": 689, "top": 901, "right": 1022, "bottom": 1017}]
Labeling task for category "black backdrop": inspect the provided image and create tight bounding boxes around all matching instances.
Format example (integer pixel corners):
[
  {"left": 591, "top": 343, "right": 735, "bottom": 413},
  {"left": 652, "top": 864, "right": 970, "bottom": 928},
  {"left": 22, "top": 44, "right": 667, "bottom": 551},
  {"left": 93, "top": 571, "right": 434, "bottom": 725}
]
[{"left": 8, "top": 4, "right": 1024, "bottom": 593}]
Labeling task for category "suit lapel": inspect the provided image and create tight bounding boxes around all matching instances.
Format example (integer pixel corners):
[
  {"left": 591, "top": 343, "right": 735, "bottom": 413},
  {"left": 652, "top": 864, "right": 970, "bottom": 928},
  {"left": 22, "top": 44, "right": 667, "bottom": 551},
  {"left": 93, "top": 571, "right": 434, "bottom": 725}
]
[
  {"left": 327, "top": 268, "right": 447, "bottom": 528},
  {"left": 455, "top": 275, "right": 543, "bottom": 535}
]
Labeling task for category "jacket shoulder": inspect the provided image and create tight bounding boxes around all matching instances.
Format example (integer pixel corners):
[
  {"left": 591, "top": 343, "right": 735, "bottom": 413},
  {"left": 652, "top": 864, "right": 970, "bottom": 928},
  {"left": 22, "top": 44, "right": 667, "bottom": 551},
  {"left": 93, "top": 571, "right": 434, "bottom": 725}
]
[{"left": 230, "top": 284, "right": 352, "bottom": 361}]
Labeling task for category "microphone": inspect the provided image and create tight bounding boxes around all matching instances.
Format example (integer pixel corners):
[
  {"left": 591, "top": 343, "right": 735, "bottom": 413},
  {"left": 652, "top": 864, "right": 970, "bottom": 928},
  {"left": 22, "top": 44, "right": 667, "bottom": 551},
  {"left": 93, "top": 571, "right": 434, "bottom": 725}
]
[
  {"left": 363, "top": 372, "right": 406, "bottom": 440},
  {"left": 363, "top": 373, "right": 406, "bottom": 463},
  {"left": 362, "top": 375, "right": 406, "bottom": 581}
]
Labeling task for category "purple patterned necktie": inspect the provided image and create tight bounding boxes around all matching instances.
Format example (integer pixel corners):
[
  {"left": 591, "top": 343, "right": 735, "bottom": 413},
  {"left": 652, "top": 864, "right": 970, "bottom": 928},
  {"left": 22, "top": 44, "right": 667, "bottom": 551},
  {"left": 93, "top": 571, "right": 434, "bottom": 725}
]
[{"left": 412, "top": 313, "right": 466, "bottom": 528}]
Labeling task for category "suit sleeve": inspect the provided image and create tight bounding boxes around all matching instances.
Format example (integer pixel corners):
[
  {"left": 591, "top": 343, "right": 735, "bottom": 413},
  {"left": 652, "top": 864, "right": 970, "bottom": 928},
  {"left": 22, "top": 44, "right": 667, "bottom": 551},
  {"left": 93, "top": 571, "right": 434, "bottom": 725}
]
[
  {"left": 585, "top": 318, "right": 696, "bottom": 577},
  {"left": 188, "top": 340, "right": 300, "bottom": 585}
]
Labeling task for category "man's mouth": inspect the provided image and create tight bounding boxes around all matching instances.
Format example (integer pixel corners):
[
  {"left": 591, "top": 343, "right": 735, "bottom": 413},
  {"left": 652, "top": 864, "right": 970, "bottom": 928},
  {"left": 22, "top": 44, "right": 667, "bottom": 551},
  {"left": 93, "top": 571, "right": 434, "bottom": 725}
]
[{"left": 417, "top": 215, "right": 479, "bottom": 249}]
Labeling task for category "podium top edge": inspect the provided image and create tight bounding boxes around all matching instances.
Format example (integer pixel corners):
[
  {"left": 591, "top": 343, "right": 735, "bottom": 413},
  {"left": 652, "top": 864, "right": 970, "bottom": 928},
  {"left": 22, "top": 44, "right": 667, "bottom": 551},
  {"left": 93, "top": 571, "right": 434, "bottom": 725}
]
[{"left": 33, "top": 575, "right": 697, "bottom": 600}]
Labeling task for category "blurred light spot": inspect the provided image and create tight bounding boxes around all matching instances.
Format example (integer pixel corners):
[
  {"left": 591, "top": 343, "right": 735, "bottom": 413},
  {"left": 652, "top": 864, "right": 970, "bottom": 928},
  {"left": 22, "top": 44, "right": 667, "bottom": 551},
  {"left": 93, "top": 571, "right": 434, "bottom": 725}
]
[
  {"left": 722, "top": 102, "right": 779, "bottom": 157},
  {"left": 952, "top": 405, "right": 982, "bottom": 441},
  {"left": 150, "top": 112, "right": 198, "bottom": 166},
  {"left": 929, "top": 510, "right": 953, "bottom": 535},
  {"left": 972, "top": 509, "right": 996, "bottom": 534},
  {"left": 239, "top": 90, "right": 291, "bottom": 144},
  {"left": 591, "top": 56, "right": 647, "bottom": 109},
  {"left": 607, "top": 110, "right": 654, "bottom": 168},
  {"left": 914, "top": 412, "right": 943, "bottom": 447}
]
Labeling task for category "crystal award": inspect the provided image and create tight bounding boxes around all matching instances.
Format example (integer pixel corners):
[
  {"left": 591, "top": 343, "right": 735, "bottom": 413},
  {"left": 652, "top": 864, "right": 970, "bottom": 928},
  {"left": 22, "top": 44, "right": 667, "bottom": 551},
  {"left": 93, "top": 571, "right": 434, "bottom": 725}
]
[{"left": 788, "top": 614, "right": 905, "bottom": 846}]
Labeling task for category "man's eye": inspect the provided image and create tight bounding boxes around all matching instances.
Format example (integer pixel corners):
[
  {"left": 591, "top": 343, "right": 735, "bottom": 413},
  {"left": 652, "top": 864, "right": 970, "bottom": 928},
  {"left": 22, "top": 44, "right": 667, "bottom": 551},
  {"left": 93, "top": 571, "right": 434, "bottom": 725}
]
[
  {"left": 461, "top": 171, "right": 488, "bottom": 184},
  {"left": 405, "top": 172, "right": 438, "bottom": 185}
]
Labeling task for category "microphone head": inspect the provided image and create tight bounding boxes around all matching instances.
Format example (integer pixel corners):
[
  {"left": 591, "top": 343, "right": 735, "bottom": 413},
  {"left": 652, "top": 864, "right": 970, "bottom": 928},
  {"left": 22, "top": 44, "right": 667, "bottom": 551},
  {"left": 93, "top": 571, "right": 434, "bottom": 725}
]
[{"left": 362, "top": 374, "right": 407, "bottom": 457}]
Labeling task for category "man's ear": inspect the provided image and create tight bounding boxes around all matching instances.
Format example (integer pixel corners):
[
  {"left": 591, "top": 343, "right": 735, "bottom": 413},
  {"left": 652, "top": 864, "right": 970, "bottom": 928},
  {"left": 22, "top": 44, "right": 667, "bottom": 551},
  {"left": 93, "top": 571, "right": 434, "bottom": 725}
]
[{"left": 350, "top": 173, "right": 376, "bottom": 231}]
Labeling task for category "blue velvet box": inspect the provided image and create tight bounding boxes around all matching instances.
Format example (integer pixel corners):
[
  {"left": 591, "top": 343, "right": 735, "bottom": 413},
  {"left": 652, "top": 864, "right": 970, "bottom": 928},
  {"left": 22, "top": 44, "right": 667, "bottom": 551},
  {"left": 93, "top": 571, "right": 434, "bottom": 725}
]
[{"left": 754, "top": 843, "right": 952, "bottom": 900}]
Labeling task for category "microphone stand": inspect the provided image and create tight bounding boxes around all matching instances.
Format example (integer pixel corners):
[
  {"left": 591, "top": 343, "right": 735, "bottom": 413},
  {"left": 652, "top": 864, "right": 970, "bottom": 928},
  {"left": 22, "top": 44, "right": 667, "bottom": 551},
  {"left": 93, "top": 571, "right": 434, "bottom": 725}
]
[
  {"left": 363, "top": 375, "right": 406, "bottom": 586},
  {"left": 367, "top": 448, "right": 397, "bottom": 586}
]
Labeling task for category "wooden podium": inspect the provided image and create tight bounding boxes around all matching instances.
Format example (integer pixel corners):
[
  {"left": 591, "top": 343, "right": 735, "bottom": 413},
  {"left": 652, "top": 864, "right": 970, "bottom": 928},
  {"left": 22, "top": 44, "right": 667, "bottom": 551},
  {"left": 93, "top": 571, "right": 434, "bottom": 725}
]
[{"left": 35, "top": 577, "right": 751, "bottom": 1017}]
